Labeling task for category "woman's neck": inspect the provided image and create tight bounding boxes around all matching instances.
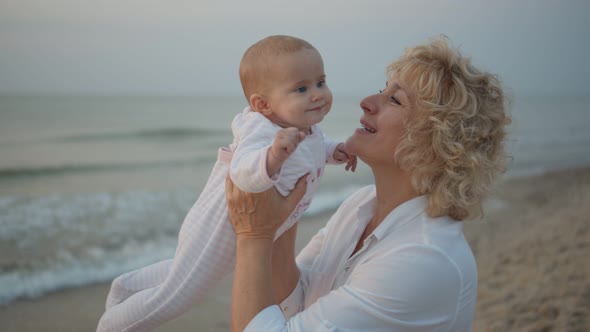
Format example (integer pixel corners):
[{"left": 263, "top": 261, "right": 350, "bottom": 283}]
[
  {"left": 349, "top": 165, "right": 419, "bottom": 258},
  {"left": 370, "top": 165, "right": 419, "bottom": 226}
]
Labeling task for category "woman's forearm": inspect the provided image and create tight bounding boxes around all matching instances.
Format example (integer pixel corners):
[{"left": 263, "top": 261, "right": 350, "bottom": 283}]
[
  {"left": 232, "top": 236, "right": 275, "bottom": 332},
  {"left": 225, "top": 174, "right": 308, "bottom": 331},
  {"left": 272, "top": 225, "right": 300, "bottom": 303}
]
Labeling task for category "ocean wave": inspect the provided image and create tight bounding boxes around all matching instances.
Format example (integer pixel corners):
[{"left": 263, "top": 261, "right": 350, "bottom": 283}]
[
  {"left": 0, "top": 185, "right": 362, "bottom": 304},
  {"left": 510, "top": 131, "right": 590, "bottom": 146},
  {"left": 305, "top": 185, "right": 364, "bottom": 217},
  {"left": 0, "top": 158, "right": 212, "bottom": 179},
  {"left": 0, "top": 189, "right": 192, "bottom": 304},
  {"left": 58, "top": 127, "right": 230, "bottom": 143},
  {"left": 0, "top": 240, "right": 176, "bottom": 305}
]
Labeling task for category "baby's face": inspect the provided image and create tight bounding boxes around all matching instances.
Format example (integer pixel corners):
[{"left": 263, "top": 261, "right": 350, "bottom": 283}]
[{"left": 263, "top": 48, "right": 333, "bottom": 134}]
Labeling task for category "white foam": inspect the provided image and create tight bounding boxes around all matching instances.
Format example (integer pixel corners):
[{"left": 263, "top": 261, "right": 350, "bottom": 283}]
[
  {"left": 0, "top": 239, "right": 176, "bottom": 304},
  {"left": 0, "top": 190, "right": 194, "bottom": 304}
]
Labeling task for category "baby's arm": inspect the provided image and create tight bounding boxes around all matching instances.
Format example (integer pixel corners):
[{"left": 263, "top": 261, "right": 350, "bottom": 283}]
[
  {"left": 333, "top": 143, "right": 357, "bottom": 172},
  {"left": 230, "top": 112, "right": 281, "bottom": 193},
  {"left": 322, "top": 132, "right": 356, "bottom": 171},
  {"left": 230, "top": 111, "right": 306, "bottom": 193},
  {"left": 267, "top": 128, "right": 306, "bottom": 177}
]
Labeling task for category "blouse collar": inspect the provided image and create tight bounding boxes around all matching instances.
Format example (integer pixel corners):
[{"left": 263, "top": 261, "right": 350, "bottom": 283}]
[{"left": 357, "top": 191, "right": 429, "bottom": 241}]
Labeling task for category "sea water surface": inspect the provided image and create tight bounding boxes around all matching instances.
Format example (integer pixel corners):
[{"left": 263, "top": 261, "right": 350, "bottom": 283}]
[{"left": 0, "top": 94, "right": 589, "bottom": 304}]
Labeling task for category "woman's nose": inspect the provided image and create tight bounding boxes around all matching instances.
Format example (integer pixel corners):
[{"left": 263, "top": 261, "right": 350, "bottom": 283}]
[{"left": 360, "top": 94, "right": 377, "bottom": 114}]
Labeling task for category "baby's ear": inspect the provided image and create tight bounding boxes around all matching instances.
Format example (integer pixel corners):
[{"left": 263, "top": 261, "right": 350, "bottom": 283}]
[{"left": 249, "top": 94, "right": 272, "bottom": 116}]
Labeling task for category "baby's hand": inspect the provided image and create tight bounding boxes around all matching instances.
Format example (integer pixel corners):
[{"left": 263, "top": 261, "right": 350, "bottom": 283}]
[
  {"left": 267, "top": 128, "right": 306, "bottom": 176},
  {"left": 333, "top": 143, "right": 357, "bottom": 172}
]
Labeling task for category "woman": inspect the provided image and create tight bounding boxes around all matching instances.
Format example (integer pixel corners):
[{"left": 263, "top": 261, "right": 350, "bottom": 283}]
[{"left": 226, "top": 37, "right": 510, "bottom": 331}]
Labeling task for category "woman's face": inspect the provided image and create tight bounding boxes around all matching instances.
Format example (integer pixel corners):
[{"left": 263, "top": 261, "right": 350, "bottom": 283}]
[{"left": 344, "top": 76, "right": 414, "bottom": 167}]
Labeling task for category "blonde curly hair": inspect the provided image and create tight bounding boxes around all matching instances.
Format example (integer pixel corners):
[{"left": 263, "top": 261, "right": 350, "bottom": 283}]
[{"left": 391, "top": 37, "right": 511, "bottom": 221}]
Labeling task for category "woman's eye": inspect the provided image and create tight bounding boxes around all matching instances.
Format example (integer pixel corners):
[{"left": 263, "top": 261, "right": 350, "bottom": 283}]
[
  {"left": 390, "top": 96, "right": 401, "bottom": 105},
  {"left": 379, "top": 89, "right": 384, "bottom": 93},
  {"left": 296, "top": 86, "right": 307, "bottom": 93}
]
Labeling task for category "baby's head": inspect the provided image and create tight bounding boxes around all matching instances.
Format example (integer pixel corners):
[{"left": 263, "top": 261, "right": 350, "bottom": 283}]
[{"left": 239, "top": 35, "right": 332, "bottom": 133}]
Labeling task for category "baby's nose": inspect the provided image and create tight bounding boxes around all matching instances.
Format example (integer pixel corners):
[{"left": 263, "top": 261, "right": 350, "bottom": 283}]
[{"left": 312, "top": 89, "right": 324, "bottom": 101}]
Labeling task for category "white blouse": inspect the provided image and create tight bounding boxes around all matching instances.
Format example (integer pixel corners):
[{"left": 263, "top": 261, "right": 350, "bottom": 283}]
[{"left": 245, "top": 186, "right": 478, "bottom": 332}]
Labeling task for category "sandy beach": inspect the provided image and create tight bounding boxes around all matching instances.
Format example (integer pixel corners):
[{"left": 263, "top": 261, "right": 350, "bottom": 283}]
[{"left": 1, "top": 167, "right": 588, "bottom": 332}]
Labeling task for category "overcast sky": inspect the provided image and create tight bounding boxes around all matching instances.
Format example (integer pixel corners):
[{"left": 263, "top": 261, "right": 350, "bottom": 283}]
[{"left": 1, "top": 0, "right": 588, "bottom": 97}]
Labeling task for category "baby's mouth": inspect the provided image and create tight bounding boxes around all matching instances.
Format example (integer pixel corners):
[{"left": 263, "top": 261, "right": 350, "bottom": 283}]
[{"left": 307, "top": 104, "right": 324, "bottom": 112}]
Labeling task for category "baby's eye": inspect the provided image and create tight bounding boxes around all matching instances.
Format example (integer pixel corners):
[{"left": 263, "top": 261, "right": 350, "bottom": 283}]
[
  {"left": 317, "top": 80, "right": 326, "bottom": 88},
  {"left": 296, "top": 86, "right": 307, "bottom": 93}
]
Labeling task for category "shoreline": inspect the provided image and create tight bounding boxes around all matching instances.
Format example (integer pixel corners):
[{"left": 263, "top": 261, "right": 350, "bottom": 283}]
[{"left": 1, "top": 166, "right": 589, "bottom": 331}]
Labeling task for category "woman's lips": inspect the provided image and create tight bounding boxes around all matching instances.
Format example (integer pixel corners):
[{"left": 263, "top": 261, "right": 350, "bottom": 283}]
[{"left": 360, "top": 120, "right": 376, "bottom": 133}]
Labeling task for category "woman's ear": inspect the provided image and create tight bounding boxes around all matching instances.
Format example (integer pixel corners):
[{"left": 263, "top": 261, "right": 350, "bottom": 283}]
[{"left": 249, "top": 94, "right": 272, "bottom": 116}]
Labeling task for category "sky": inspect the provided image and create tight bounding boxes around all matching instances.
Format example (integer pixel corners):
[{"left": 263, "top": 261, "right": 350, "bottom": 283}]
[{"left": 0, "top": 0, "right": 589, "bottom": 97}]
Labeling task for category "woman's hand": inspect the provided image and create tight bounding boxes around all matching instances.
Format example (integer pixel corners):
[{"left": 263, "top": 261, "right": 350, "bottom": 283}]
[
  {"left": 226, "top": 176, "right": 307, "bottom": 331},
  {"left": 225, "top": 174, "right": 308, "bottom": 240}
]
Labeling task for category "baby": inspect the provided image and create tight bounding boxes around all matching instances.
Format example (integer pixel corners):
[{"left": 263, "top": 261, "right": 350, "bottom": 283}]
[{"left": 97, "top": 35, "right": 356, "bottom": 332}]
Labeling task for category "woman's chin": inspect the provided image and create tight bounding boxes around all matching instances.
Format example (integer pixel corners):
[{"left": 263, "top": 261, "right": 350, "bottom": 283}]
[{"left": 343, "top": 136, "right": 360, "bottom": 156}]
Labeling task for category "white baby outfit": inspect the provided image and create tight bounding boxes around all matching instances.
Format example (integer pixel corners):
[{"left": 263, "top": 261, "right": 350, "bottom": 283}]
[{"left": 96, "top": 106, "right": 341, "bottom": 332}]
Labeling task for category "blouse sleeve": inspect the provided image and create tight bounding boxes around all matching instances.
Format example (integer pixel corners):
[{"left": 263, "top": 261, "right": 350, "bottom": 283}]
[{"left": 278, "top": 226, "right": 327, "bottom": 318}]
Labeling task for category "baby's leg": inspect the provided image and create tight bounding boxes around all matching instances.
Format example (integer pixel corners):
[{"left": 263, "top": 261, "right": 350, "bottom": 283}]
[
  {"left": 105, "top": 259, "right": 172, "bottom": 309},
  {"left": 97, "top": 158, "right": 235, "bottom": 332}
]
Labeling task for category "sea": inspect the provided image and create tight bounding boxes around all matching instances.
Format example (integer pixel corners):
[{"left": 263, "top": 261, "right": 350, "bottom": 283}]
[{"left": 0, "top": 94, "right": 589, "bottom": 305}]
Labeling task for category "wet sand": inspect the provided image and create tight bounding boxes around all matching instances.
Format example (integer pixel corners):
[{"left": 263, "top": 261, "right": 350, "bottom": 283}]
[{"left": 1, "top": 167, "right": 588, "bottom": 331}]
